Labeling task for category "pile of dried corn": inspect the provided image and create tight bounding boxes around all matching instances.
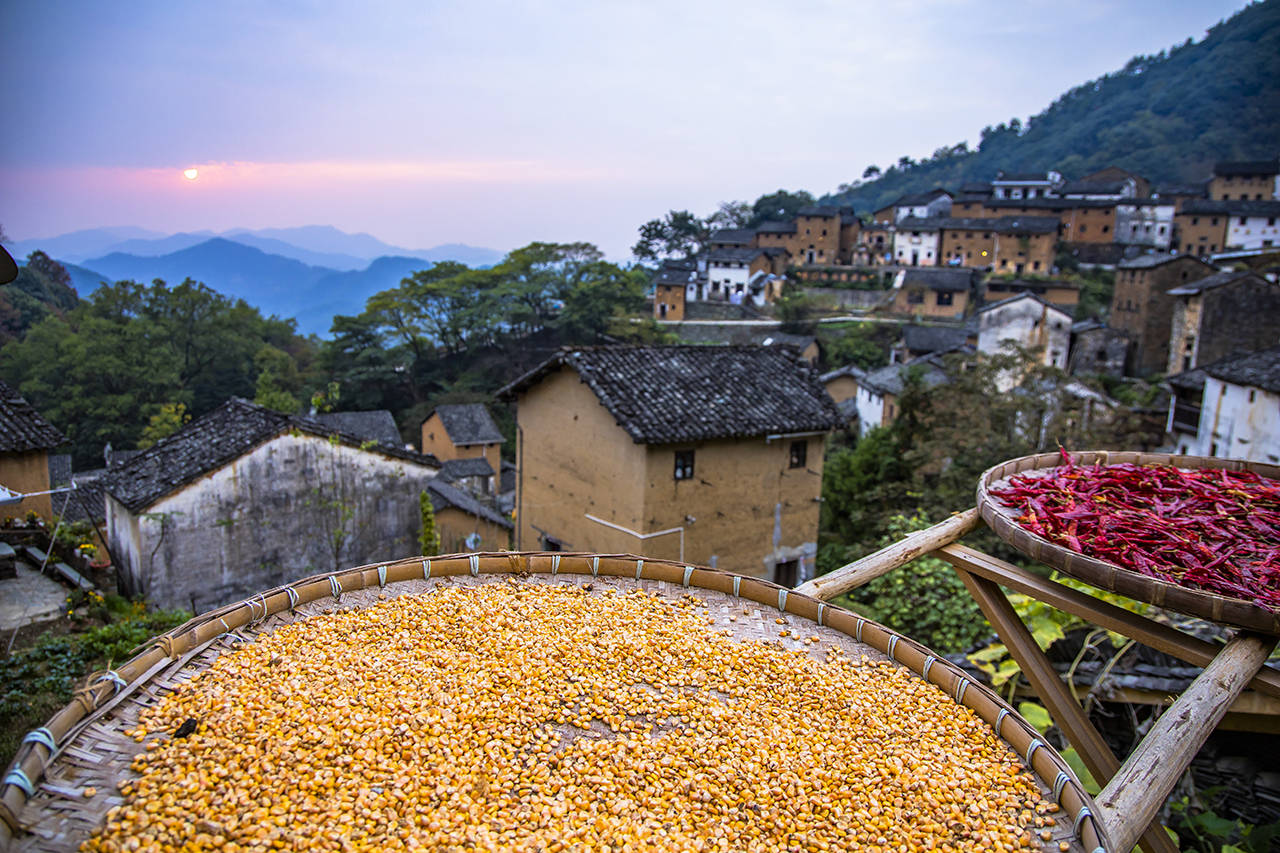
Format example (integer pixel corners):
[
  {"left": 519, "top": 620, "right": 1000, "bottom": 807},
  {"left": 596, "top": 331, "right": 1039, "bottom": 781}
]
[{"left": 85, "top": 582, "right": 1053, "bottom": 852}]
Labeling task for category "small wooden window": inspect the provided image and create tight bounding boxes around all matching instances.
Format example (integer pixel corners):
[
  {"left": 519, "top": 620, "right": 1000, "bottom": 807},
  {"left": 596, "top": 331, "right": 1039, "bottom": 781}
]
[
  {"left": 674, "top": 450, "right": 695, "bottom": 480},
  {"left": 789, "top": 440, "right": 807, "bottom": 469}
]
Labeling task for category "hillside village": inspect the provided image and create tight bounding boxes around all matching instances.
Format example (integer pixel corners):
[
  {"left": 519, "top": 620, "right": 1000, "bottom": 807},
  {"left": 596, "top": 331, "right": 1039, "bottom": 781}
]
[{"left": 1, "top": 156, "right": 1277, "bottom": 618}]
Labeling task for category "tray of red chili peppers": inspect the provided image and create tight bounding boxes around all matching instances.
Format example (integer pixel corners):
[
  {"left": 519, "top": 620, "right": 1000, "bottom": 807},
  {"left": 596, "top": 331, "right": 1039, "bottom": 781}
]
[{"left": 979, "top": 450, "right": 1280, "bottom": 634}]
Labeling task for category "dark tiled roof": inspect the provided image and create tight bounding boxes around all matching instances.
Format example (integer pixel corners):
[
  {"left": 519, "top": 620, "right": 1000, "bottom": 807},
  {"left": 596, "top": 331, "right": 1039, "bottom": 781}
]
[
  {"left": 0, "top": 379, "right": 65, "bottom": 453},
  {"left": 1213, "top": 160, "right": 1280, "bottom": 178},
  {"left": 48, "top": 453, "right": 72, "bottom": 488},
  {"left": 314, "top": 410, "right": 403, "bottom": 448},
  {"left": 709, "top": 228, "right": 755, "bottom": 245},
  {"left": 438, "top": 456, "right": 495, "bottom": 481},
  {"left": 895, "top": 216, "right": 944, "bottom": 230},
  {"left": 860, "top": 356, "right": 950, "bottom": 397},
  {"left": 1181, "top": 199, "right": 1280, "bottom": 217},
  {"left": 1153, "top": 183, "right": 1207, "bottom": 197},
  {"left": 655, "top": 267, "right": 697, "bottom": 287},
  {"left": 1166, "top": 270, "right": 1264, "bottom": 296},
  {"left": 958, "top": 182, "right": 992, "bottom": 194},
  {"left": 935, "top": 216, "right": 1060, "bottom": 234},
  {"left": 797, "top": 205, "right": 853, "bottom": 218},
  {"left": 1116, "top": 253, "right": 1212, "bottom": 270},
  {"left": 893, "top": 189, "right": 952, "bottom": 207},
  {"left": 431, "top": 404, "right": 504, "bottom": 445},
  {"left": 1166, "top": 365, "right": 1209, "bottom": 392},
  {"left": 1203, "top": 346, "right": 1280, "bottom": 394},
  {"left": 499, "top": 346, "right": 842, "bottom": 444},
  {"left": 820, "top": 364, "right": 867, "bottom": 383},
  {"left": 707, "top": 247, "right": 766, "bottom": 264},
  {"left": 901, "top": 324, "right": 970, "bottom": 353},
  {"left": 104, "top": 398, "right": 439, "bottom": 513},
  {"left": 427, "top": 479, "right": 513, "bottom": 529},
  {"left": 755, "top": 221, "right": 797, "bottom": 234},
  {"left": 901, "top": 268, "right": 973, "bottom": 292},
  {"left": 994, "top": 171, "right": 1057, "bottom": 183},
  {"left": 984, "top": 198, "right": 1114, "bottom": 210},
  {"left": 671, "top": 324, "right": 814, "bottom": 352},
  {"left": 1059, "top": 179, "right": 1128, "bottom": 196},
  {"left": 975, "top": 292, "right": 1070, "bottom": 317}
]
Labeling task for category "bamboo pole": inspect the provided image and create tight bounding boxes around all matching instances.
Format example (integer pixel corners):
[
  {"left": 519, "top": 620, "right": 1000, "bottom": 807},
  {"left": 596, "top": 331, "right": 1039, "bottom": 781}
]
[
  {"left": 951, "top": 563, "right": 1173, "bottom": 853},
  {"left": 1095, "top": 632, "right": 1277, "bottom": 853},
  {"left": 937, "top": 543, "right": 1280, "bottom": 701},
  {"left": 795, "top": 507, "right": 980, "bottom": 600}
]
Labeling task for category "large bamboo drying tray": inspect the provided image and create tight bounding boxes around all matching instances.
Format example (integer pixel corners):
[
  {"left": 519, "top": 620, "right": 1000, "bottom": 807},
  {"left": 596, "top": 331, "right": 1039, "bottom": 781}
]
[
  {"left": 979, "top": 451, "right": 1280, "bottom": 634},
  {"left": 2, "top": 552, "right": 1108, "bottom": 852}
]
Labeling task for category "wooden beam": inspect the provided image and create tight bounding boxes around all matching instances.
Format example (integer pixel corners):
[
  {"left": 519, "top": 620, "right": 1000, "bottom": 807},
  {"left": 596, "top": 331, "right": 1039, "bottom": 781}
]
[
  {"left": 954, "top": 566, "right": 1177, "bottom": 853},
  {"left": 1095, "top": 632, "right": 1277, "bottom": 853},
  {"left": 796, "top": 508, "right": 980, "bottom": 600},
  {"left": 937, "top": 543, "right": 1280, "bottom": 701}
]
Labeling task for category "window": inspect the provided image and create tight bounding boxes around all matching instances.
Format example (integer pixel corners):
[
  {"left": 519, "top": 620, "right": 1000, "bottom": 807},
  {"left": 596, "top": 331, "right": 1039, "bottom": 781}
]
[
  {"left": 907, "top": 290, "right": 924, "bottom": 304},
  {"left": 936, "top": 292, "right": 954, "bottom": 306},
  {"left": 1102, "top": 225, "right": 1110, "bottom": 233},
  {"left": 1249, "top": 389, "right": 1257, "bottom": 403},
  {"left": 789, "top": 440, "right": 807, "bottom": 469},
  {"left": 674, "top": 450, "right": 695, "bottom": 480},
  {"left": 1240, "top": 217, "right": 1248, "bottom": 226}
]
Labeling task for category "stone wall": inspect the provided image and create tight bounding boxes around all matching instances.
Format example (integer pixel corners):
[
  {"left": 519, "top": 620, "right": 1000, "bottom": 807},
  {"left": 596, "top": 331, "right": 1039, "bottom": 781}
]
[{"left": 108, "top": 433, "right": 438, "bottom": 612}]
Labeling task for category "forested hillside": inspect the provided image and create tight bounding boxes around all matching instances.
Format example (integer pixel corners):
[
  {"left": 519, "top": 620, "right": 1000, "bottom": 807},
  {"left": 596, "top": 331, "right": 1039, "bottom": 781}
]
[{"left": 824, "top": 0, "right": 1280, "bottom": 212}]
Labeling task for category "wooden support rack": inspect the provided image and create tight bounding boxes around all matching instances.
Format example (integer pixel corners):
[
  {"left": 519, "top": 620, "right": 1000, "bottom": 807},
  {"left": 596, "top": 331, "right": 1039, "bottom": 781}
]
[{"left": 796, "top": 512, "right": 1280, "bottom": 853}]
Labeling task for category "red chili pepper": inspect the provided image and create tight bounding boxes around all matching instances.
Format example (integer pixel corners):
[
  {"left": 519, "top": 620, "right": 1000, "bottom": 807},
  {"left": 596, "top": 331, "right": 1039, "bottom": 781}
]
[{"left": 991, "top": 452, "right": 1280, "bottom": 612}]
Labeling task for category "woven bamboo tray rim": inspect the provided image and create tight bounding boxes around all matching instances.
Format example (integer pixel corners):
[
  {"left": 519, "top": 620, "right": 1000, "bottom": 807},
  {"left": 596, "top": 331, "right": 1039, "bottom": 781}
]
[
  {"left": 978, "top": 451, "right": 1280, "bottom": 634},
  {"left": 2, "top": 552, "right": 1109, "bottom": 853}
]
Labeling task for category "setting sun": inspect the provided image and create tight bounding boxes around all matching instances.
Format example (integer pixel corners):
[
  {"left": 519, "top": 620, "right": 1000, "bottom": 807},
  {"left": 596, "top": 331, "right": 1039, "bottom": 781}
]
[{"left": 183, "top": 168, "right": 199, "bottom": 181}]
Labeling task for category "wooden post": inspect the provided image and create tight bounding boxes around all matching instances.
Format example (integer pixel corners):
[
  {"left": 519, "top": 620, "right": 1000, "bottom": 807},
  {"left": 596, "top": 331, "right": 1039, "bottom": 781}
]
[
  {"left": 795, "top": 507, "right": 980, "bottom": 600},
  {"left": 937, "top": 543, "right": 1280, "bottom": 700},
  {"left": 1095, "top": 632, "right": 1277, "bottom": 853},
  {"left": 951, "top": 564, "right": 1177, "bottom": 853}
]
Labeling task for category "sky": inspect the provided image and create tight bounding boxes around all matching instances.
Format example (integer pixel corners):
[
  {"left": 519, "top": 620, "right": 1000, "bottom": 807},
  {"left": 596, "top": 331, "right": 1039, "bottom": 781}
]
[{"left": 0, "top": 0, "right": 1252, "bottom": 259}]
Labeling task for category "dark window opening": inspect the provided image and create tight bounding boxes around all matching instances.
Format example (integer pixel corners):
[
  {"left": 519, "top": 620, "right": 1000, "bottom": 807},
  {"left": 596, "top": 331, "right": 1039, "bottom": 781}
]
[
  {"left": 936, "top": 292, "right": 954, "bottom": 306},
  {"left": 907, "top": 290, "right": 925, "bottom": 304},
  {"left": 789, "top": 440, "right": 807, "bottom": 469},
  {"left": 775, "top": 559, "right": 799, "bottom": 588},
  {"left": 674, "top": 450, "right": 695, "bottom": 480}
]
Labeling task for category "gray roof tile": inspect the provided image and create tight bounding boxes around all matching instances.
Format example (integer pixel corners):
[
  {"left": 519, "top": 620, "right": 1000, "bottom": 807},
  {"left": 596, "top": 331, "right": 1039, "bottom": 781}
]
[
  {"left": 427, "top": 479, "right": 513, "bottom": 529},
  {"left": 1203, "top": 346, "right": 1280, "bottom": 394},
  {"left": 0, "top": 379, "right": 65, "bottom": 453},
  {"left": 104, "top": 398, "right": 439, "bottom": 513},
  {"left": 431, "top": 404, "right": 504, "bottom": 445},
  {"left": 500, "top": 345, "right": 842, "bottom": 444},
  {"left": 313, "top": 410, "right": 403, "bottom": 448}
]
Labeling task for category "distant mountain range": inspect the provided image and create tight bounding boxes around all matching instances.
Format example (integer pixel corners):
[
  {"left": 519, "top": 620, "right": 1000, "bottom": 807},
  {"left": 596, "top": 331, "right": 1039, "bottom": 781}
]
[{"left": 3, "top": 226, "right": 505, "bottom": 335}]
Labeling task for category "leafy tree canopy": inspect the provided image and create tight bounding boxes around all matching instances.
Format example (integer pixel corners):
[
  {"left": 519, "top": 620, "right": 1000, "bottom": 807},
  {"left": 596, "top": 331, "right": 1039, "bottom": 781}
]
[
  {"left": 0, "top": 279, "right": 317, "bottom": 466},
  {"left": 823, "top": 0, "right": 1280, "bottom": 213}
]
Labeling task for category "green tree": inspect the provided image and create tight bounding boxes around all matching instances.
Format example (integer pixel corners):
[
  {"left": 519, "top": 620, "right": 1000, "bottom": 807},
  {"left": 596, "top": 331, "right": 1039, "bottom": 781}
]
[
  {"left": 253, "top": 345, "right": 301, "bottom": 413},
  {"left": 748, "top": 190, "right": 816, "bottom": 227},
  {"left": 838, "top": 513, "right": 989, "bottom": 653},
  {"left": 137, "top": 402, "right": 190, "bottom": 449},
  {"left": 0, "top": 278, "right": 317, "bottom": 465},
  {"left": 706, "top": 201, "right": 752, "bottom": 229},
  {"left": 419, "top": 490, "right": 440, "bottom": 557},
  {"left": 556, "top": 263, "right": 647, "bottom": 343},
  {"left": 631, "top": 211, "right": 709, "bottom": 261}
]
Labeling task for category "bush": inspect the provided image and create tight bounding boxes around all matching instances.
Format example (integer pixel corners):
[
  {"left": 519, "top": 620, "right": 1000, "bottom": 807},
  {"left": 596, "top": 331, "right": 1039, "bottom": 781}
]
[
  {"left": 0, "top": 602, "right": 189, "bottom": 768},
  {"left": 833, "top": 513, "right": 989, "bottom": 653}
]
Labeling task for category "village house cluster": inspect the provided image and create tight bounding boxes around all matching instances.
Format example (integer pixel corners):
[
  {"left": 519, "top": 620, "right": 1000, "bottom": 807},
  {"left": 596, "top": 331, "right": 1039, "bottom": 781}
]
[
  {"left": 654, "top": 158, "right": 1280, "bottom": 317},
  {"left": 1, "top": 159, "right": 1278, "bottom": 614}
]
